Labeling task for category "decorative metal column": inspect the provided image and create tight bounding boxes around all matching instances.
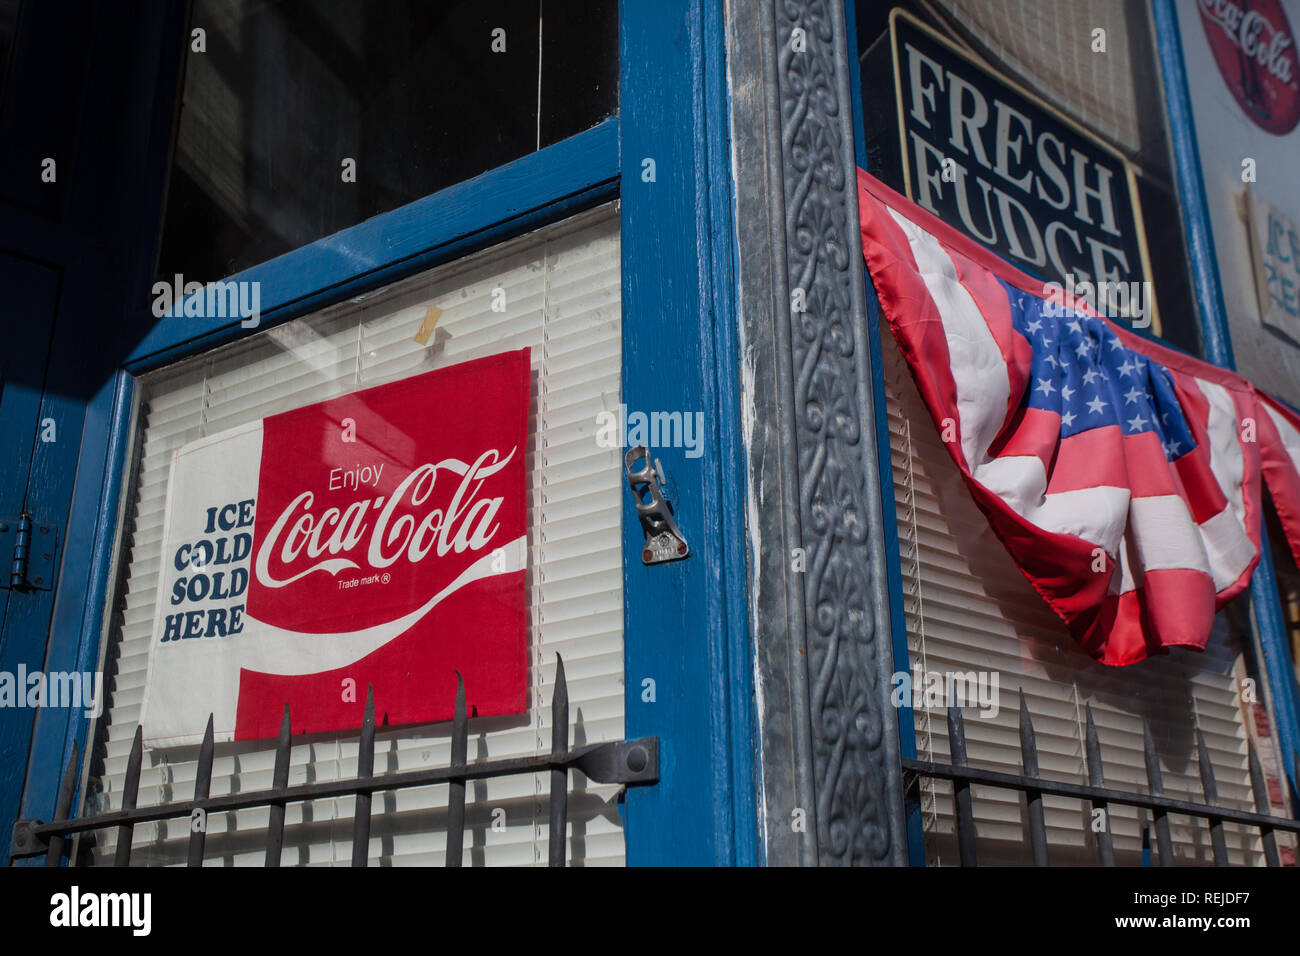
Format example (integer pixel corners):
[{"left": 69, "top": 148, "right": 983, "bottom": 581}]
[{"left": 726, "top": 0, "right": 907, "bottom": 865}]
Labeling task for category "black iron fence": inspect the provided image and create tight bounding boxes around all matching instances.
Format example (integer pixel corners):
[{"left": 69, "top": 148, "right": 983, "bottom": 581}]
[
  {"left": 11, "top": 654, "right": 658, "bottom": 867},
  {"left": 903, "top": 691, "right": 1300, "bottom": 866}
]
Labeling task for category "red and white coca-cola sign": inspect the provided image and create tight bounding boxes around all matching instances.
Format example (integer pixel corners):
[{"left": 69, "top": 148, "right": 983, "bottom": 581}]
[
  {"left": 1200, "top": 0, "right": 1300, "bottom": 134},
  {"left": 140, "top": 349, "right": 530, "bottom": 747}
]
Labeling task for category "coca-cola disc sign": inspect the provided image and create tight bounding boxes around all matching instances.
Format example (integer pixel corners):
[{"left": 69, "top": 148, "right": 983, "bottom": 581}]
[
  {"left": 139, "top": 349, "right": 531, "bottom": 747},
  {"left": 1200, "top": 0, "right": 1300, "bottom": 135}
]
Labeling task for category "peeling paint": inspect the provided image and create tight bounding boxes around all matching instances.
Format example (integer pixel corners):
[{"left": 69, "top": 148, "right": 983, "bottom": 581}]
[{"left": 739, "top": 341, "right": 770, "bottom": 845}]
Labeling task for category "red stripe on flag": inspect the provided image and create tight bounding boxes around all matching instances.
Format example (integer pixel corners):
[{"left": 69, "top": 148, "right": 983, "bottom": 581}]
[
  {"left": 1253, "top": 390, "right": 1300, "bottom": 567},
  {"left": 964, "top": 484, "right": 1111, "bottom": 622},
  {"left": 1081, "top": 568, "right": 1216, "bottom": 665},
  {"left": 1258, "top": 391, "right": 1300, "bottom": 570},
  {"left": 1168, "top": 376, "right": 1231, "bottom": 525},
  {"left": 1041, "top": 427, "right": 1180, "bottom": 499},
  {"left": 988, "top": 406, "right": 1058, "bottom": 475}
]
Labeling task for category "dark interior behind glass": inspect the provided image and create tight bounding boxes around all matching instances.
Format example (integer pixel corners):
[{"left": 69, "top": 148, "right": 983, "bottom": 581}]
[{"left": 158, "top": 0, "right": 617, "bottom": 283}]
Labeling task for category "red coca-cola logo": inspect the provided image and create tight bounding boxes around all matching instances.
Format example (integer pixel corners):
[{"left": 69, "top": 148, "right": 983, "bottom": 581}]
[
  {"left": 1200, "top": 0, "right": 1300, "bottom": 134},
  {"left": 246, "top": 351, "right": 529, "bottom": 635}
]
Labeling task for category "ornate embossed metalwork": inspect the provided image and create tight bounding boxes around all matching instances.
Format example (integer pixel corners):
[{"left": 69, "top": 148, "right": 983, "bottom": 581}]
[{"left": 769, "top": 0, "right": 904, "bottom": 865}]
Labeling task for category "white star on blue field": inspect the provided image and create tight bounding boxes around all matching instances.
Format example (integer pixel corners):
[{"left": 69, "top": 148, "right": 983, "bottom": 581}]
[{"left": 1000, "top": 280, "right": 1196, "bottom": 462}]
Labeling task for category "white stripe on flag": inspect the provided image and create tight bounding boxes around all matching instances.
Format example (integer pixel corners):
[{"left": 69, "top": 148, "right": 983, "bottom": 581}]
[
  {"left": 1111, "top": 533, "right": 1136, "bottom": 595},
  {"left": 1200, "top": 507, "right": 1258, "bottom": 591},
  {"left": 888, "top": 208, "right": 1008, "bottom": 470},
  {"left": 1110, "top": 500, "right": 1253, "bottom": 596},
  {"left": 1262, "top": 402, "right": 1300, "bottom": 474},
  {"left": 1195, "top": 379, "right": 1255, "bottom": 588},
  {"left": 977, "top": 456, "right": 1130, "bottom": 545},
  {"left": 1126, "top": 495, "right": 1212, "bottom": 578}
]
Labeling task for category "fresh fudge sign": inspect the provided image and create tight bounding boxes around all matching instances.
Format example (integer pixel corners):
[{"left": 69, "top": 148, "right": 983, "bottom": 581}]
[
  {"left": 878, "top": 10, "right": 1155, "bottom": 325},
  {"left": 140, "top": 349, "right": 530, "bottom": 747}
]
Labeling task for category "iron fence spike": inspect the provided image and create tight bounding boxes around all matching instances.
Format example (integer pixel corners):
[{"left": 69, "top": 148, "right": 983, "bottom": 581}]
[
  {"left": 552, "top": 655, "right": 569, "bottom": 757},
  {"left": 1017, "top": 690, "right": 1037, "bottom": 770},
  {"left": 45, "top": 742, "right": 79, "bottom": 867},
  {"left": 1195, "top": 726, "right": 1217, "bottom": 799},
  {"left": 1083, "top": 703, "right": 1113, "bottom": 866},
  {"left": 265, "top": 703, "right": 292, "bottom": 867},
  {"left": 1084, "top": 705, "right": 1100, "bottom": 777},
  {"left": 946, "top": 705, "right": 966, "bottom": 752},
  {"left": 1246, "top": 740, "right": 1280, "bottom": 867},
  {"left": 1195, "top": 724, "right": 1228, "bottom": 865},
  {"left": 1142, "top": 719, "right": 1161, "bottom": 790},
  {"left": 352, "top": 686, "right": 376, "bottom": 867},
  {"left": 548, "top": 654, "right": 571, "bottom": 867},
  {"left": 113, "top": 727, "right": 144, "bottom": 867},
  {"left": 447, "top": 671, "right": 468, "bottom": 867},
  {"left": 186, "top": 717, "right": 215, "bottom": 868},
  {"left": 1016, "top": 689, "right": 1047, "bottom": 865},
  {"left": 453, "top": 671, "right": 467, "bottom": 758},
  {"left": 944, "top": 705, "right": 976, "bottom": 865},
  {"left": 1142, "top": 718, "right": 1173, "bottom": 867}
]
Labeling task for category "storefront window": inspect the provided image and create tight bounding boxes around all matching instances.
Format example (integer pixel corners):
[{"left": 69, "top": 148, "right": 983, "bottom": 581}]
[
  {"left": 857, "top": 1, "right": 1295, "bottom": 865},
  {"left": 85, "top": 206, "right": 626, "bottom": 865},
  {"left": 157, "top": 0, "right": 618, "bottom": 283}
]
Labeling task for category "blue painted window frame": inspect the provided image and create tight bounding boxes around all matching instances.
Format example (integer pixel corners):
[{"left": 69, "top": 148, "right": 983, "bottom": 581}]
[{"left": 22, "top": 0, "right": 758, "bottom": 866}]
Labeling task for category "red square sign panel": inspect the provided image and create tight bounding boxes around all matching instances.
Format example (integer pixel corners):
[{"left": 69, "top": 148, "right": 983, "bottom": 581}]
[{"left": 141, "top": 349, "right": 531, "bottom": 746}]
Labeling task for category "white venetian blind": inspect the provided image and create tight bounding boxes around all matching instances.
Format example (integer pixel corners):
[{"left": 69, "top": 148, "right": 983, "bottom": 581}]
[
  {"left": 882, "top": 335, "right": 1280, "bottom": 866},
  {"left": 83, "top": 205, "right": 625, "bottom": 866}
]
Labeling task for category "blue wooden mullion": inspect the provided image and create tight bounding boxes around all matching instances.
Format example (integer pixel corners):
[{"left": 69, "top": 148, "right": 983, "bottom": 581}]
[
  {"left": 0, "top": 256, "right": 62, "bottom": 863},
  {"left": 620, "top": 0, "right": 753, "bottom": 866},
  {"left": 18, "top": 371, "right": 136, "bottom": 866},
  {"left": 5, "top": 251, "right": 122, "bottom": 865},
  {"left": 1153, "top": 0, "right": 1300, "bottom": 801}
]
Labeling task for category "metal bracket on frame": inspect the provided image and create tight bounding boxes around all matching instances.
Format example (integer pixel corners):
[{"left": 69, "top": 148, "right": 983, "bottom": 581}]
[{"left": 623, "top": 445, "right": 689, "bottom": 565}]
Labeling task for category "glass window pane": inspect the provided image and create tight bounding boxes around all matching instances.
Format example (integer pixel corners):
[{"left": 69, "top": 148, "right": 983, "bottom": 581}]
[
  {"left": 158, "top": 0, "right": 618, "bottom": 283},
  {"left": 0, "top": 0, "right": 19, "bottom": 102}
]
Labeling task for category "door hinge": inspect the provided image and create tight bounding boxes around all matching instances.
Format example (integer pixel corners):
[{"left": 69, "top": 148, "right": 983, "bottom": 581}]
[{"left": 0, "top": 512, "right": 60, "bottom": 591}]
